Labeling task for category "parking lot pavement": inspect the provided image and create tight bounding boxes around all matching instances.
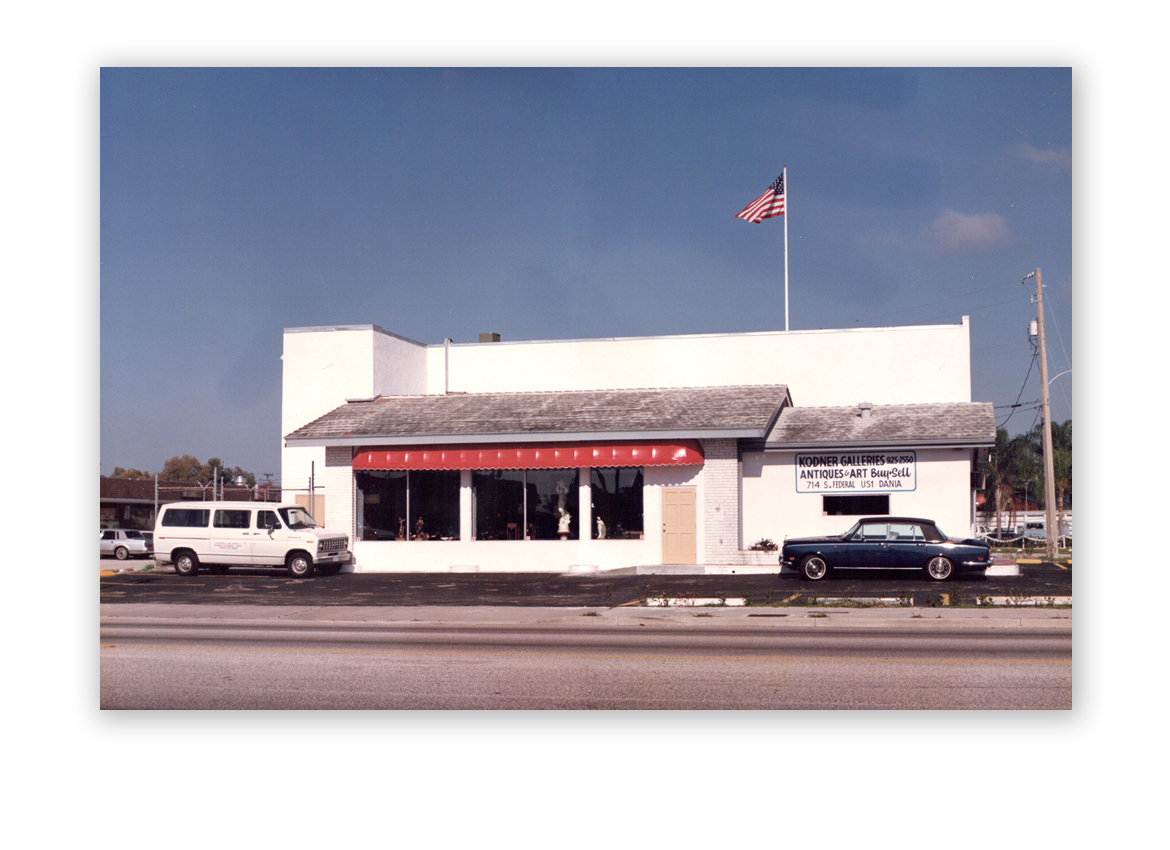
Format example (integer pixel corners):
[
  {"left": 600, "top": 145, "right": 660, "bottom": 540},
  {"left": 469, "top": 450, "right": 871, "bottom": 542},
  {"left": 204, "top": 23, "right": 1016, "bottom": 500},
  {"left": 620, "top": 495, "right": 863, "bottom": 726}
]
[
  {"left": 100, "top": 560, "right": 1071, "bottom": 608},
  {"left": 99, "top": 558, "right": 156, "bottom": 576}
]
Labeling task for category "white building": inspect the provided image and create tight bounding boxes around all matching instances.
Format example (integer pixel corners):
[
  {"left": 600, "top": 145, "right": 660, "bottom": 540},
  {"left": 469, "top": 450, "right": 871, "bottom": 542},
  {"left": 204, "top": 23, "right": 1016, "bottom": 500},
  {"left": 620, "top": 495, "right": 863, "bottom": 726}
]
[{"left": 281, "top": 319, "right": 994, "bottom": 573}]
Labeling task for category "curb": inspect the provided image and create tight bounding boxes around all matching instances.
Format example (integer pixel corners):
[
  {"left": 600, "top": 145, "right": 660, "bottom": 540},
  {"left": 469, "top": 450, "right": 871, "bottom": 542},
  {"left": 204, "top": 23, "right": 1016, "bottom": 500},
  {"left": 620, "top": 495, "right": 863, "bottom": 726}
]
[{"left": 641, "top": 596, "right": 1070, "bottom": 609}]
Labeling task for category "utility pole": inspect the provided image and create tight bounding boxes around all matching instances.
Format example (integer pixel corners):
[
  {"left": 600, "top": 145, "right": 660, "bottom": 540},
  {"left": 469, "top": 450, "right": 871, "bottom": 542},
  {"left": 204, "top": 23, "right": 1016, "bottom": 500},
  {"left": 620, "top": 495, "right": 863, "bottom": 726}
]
[{"left": 1023, "top": 268, "right": 1058, "bottom": 560}]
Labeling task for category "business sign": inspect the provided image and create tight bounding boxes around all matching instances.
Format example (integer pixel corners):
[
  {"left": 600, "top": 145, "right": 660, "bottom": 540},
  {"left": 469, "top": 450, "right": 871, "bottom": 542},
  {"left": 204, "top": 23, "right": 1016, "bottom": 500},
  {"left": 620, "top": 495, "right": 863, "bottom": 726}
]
[{"left": 795, "top": 451, "right": 917, "bottom": 493}]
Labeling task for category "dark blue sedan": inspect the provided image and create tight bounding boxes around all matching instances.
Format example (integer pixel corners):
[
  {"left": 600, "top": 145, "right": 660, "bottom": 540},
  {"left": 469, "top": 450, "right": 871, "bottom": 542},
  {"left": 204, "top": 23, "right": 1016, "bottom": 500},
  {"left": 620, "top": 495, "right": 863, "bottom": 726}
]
[{"left": 780, "top": 517, "right": 992, "bottom": 581}]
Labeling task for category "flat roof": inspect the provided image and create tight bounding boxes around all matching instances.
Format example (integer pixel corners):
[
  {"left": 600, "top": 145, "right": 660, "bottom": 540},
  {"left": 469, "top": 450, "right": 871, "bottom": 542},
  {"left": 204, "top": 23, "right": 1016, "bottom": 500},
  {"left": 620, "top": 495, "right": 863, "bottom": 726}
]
[{"left": 282, "top": 317, "right": 970, "bottom": 350}]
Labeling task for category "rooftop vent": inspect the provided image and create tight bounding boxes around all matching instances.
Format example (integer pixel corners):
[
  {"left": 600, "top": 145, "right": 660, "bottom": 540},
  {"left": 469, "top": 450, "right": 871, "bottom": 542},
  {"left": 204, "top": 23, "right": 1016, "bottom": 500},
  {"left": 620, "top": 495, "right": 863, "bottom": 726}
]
[
  {"left": 479, "top": 332, "right": 501, "bottom": 343},
  {"left": 858, "top": 402, "right": 873, "bottom": 419}
]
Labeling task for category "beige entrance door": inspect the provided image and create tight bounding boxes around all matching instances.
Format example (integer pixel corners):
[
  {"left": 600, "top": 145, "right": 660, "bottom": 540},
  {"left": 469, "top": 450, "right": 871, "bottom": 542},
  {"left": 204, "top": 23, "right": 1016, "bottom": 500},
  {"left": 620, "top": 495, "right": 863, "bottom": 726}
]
[{"left": 662, "top": 488, "right": 697, "bottom": 565}]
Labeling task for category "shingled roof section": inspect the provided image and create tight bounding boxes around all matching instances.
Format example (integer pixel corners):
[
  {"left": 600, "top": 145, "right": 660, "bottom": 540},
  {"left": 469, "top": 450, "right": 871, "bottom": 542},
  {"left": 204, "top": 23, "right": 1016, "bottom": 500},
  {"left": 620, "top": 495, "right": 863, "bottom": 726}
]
[
  {"left": 764, "top": 402, "right": 995, "bottom": 448},
  {"left": 285, "top": 385, "right": 792, "bottom": 445}
]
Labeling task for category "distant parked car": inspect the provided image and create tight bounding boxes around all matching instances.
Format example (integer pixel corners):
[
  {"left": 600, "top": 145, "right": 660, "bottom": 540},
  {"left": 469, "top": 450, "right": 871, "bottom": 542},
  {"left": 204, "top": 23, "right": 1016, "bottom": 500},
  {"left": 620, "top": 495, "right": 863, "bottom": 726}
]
[
  {"left": 780, "top": 517, "right": 992, "bottom": 581},
  {"left": 99, "top": 529, "right": 153, "bottom": 560}
]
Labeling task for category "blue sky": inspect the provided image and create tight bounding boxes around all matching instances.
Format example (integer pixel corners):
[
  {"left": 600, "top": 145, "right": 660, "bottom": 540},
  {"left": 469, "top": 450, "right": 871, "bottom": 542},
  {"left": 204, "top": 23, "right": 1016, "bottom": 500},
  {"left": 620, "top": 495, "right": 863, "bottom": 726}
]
[{"left": 100, "top": 67, "right": 1072, "bottom": 481}]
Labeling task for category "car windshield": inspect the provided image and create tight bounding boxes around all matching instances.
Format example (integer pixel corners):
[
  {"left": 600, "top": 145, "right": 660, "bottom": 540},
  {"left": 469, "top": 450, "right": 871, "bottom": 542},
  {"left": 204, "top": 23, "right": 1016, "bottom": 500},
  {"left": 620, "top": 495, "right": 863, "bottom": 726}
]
[{"left": 278, "top": 507, "right": 319, "bottom": 529}]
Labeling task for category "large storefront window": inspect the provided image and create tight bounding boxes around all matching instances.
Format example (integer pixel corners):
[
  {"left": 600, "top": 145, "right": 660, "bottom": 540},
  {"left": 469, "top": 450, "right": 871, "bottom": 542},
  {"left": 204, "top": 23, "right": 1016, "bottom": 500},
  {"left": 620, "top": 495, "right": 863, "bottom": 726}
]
[
  {"left": 410, "top": 470, "right": 460, "bottom": 539},
  {"left": 526, "top": 469, "right": 579, "bottom": 540},
  {"left": 473, "top": 469, "right": 579, "bottom": 540},
  {"left": 590, "top": 467, "right": 644, "bottom": 539},
  {"left": 356, "top": 469, "right": 459, "bottom": 540}
]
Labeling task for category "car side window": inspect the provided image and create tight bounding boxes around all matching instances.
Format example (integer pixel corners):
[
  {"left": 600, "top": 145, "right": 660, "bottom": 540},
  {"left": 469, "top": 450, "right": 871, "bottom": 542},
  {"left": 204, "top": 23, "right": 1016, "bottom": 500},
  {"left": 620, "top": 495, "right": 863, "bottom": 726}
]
[
  {"left": 102, "top": 530, "right": 116, "bottom": 540},
  {"left": 214, "top": 509, "right": 252, "bottom": 529},
  {"left": 258, "top": 510, "right": 281, "bottom": 530},
  {"left": 889, "top": 523, "right": 917, "bottom": 541},
  {"left": 921, "top": 523, "right": 946, "bottom": 543},
  {"left": 860, "top": 522, "right": 888, "bottom": 541}
]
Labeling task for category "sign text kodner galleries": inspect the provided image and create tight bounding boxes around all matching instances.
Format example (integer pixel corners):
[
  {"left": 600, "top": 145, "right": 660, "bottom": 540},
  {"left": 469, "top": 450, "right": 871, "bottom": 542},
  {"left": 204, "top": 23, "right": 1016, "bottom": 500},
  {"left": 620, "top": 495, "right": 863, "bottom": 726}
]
[{"left": 795, "top": 451, "right": 917, "bottom": 493}]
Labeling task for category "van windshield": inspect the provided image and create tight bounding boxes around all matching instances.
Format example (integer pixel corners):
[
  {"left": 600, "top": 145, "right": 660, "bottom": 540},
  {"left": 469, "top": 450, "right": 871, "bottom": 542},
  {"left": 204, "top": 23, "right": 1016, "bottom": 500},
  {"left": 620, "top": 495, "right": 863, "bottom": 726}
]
[{"left": 279, "top": 507, "right": 319, "bottom": 530}]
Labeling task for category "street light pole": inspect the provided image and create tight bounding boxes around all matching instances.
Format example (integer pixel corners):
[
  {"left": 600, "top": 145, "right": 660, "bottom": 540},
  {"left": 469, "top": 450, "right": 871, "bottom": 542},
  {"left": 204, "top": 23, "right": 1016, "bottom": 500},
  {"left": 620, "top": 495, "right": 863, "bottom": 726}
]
[{"left": 1023, "top": 268, "right": 1059, "bottom": 560}]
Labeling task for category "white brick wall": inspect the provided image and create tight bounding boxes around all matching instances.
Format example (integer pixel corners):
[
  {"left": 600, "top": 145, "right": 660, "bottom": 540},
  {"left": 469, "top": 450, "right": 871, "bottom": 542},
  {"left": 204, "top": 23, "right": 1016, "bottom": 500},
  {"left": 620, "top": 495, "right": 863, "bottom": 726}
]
[
  {"left": 324, "top": 446, "right": 354, "bottom": 539},
  {"left": 701, "top": 438, "right": 741, "bottom": 564}
]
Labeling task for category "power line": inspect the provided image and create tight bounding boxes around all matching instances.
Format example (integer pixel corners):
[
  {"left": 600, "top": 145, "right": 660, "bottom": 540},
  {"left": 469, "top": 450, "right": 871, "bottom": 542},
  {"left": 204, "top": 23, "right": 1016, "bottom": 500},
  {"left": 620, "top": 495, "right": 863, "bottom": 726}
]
[
  {"left": 849, "top": 280, "right": 1020, "bottom": 325},
  {"left": 998, "top": 350, "right": 1038, "bottom": 430}
]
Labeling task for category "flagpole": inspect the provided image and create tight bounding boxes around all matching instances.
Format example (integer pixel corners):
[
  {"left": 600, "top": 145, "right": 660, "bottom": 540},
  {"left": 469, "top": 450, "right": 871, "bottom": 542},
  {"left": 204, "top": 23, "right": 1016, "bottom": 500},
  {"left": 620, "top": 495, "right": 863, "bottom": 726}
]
[{"left": 783, "top": 165, "right": 789, "bottom": 332}]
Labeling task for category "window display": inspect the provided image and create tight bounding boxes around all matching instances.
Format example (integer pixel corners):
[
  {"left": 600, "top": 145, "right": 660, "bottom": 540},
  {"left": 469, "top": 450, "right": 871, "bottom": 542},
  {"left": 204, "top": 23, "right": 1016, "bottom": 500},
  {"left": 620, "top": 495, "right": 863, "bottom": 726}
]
[
  {"left": 472, "top": 470, "right": 525, "bottom": 540},
  {"left": 525, "top": 469, "right": 579, "bottom": 540},
  {"left": 356, "top": 469, "right": 459, "bottom": 540},
  {"left": 473, "top": 469, "right": 579, "bottom": 540},
  {"left": 590, "top": 467, "right": 643, "bottom": 539}
]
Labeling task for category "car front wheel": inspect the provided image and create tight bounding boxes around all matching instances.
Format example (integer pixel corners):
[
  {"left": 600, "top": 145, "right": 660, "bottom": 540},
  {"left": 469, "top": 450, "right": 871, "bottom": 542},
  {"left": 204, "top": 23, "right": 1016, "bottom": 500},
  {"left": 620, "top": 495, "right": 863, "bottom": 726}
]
[
  {"left": 926, "top": 556, "right": 954, "bottom": 581},
  {"left": 800, "top": 554, "right": 829, "bottom": 581}
]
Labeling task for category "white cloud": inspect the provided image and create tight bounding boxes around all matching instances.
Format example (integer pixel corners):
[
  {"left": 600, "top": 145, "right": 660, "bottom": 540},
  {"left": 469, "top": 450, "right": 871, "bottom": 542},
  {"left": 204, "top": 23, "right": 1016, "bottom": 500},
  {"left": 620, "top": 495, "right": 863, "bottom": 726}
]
[
  {"left": 1013, "top": 142, "right": 1072, "bottom": 171},
  {"left": 925, "top": 209, "right": 1011, "bottom": 254},
  {"left": 863, "top": 209, "right": 1011, "bottom": 255}
]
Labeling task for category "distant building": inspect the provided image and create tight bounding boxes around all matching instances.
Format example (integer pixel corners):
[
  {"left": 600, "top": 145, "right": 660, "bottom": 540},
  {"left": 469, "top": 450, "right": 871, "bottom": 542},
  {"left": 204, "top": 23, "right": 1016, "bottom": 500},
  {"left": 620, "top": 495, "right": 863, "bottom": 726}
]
[{"left": 99, "top": 478, "right": 281, "bottom": 529}]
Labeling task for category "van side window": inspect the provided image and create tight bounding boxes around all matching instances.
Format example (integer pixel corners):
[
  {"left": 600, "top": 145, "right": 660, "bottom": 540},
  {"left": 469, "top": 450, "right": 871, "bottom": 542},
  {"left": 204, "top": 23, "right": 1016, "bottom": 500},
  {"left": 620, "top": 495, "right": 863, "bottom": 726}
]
[
  {"left": 214, "top": 509, "right": 252, "bottom": 529},
  {"left": 161, "top": 509, "right": 211, "bottom": 528},
  {"left": 258, "top": 511, "right": 281, "bottom": 529}
]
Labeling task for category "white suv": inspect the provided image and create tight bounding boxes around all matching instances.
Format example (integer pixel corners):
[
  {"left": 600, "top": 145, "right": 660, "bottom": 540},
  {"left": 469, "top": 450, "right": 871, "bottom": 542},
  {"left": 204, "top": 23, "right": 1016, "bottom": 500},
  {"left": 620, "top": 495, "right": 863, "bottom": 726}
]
[{"left": 153, "top": 501, "right": 351, "bottom": 578}]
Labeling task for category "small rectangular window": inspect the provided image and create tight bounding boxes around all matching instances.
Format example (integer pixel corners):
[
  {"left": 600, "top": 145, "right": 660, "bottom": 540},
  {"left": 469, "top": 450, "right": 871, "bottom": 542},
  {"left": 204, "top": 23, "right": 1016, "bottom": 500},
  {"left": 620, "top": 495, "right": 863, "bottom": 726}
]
[
  {"left": 213, "top": 509, "right": 252, "bottom": 529},
  {"left": 823, "top": 495, "right": 889, "bottom": 516},
  {"left": 161, "top": 508, "right": 210, "bottom": 528}
]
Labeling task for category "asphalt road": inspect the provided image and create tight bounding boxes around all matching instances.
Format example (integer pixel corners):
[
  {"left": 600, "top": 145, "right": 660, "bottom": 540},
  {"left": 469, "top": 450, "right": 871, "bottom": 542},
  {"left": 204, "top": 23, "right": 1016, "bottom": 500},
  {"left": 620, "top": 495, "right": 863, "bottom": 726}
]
[
  {"left": 99, "top": 613, "right": 1072, "bottom": 709},
  {"left": 100, "top": 562, "right": 1072, "bottom": 608}
]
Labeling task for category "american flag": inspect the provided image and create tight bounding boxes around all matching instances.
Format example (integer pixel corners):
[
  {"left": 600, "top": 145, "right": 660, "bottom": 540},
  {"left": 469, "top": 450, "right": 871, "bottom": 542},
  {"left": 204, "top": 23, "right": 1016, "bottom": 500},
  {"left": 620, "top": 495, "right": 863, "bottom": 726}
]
[{"left": 735, "top": 173, "right": 785, "bottom": 223}]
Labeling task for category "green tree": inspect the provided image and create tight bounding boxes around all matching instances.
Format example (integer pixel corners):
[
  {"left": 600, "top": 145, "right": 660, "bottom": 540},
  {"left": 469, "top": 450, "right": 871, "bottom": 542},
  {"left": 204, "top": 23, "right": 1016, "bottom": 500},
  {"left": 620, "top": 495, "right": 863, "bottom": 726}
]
[
  {"left": 157, "top": 455, "right": 256, "bottom": 487},
  {"left": 981, "top": 420, "right": 1072, "bottom": 539},
  {"left": 110, "top": 467, "right": 152, "bottom": 479},
  {"left": 159, "top": 455, "right": 205, "bottom": 482}
]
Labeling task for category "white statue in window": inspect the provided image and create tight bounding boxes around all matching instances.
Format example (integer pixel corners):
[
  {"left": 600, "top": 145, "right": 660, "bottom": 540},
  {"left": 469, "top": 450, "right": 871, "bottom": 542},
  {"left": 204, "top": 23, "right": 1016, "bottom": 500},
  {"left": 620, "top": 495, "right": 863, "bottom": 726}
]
[{"left": 596, "top": 516, "right": 607, "bottom": 539}]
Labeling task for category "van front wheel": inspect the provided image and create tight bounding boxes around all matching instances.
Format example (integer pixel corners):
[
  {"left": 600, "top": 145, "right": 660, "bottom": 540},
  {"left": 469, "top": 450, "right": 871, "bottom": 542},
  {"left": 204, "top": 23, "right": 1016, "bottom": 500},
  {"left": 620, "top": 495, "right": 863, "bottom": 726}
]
[{"left": 287, "top": 552, "right": 315, "bottom": 578}]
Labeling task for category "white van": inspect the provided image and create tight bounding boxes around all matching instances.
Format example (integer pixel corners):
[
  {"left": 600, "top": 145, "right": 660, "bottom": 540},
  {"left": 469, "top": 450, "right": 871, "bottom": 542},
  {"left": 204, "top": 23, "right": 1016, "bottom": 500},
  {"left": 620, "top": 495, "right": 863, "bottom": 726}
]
[{"left": 153, "top": 501, "right": 351, "bottom": 578}]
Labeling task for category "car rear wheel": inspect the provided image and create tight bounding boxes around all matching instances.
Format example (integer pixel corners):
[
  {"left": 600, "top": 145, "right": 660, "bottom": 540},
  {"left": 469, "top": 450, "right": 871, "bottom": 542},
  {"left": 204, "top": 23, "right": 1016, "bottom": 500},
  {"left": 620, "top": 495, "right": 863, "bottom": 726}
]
[
  {"left": 800, "top": 554, "right": 829, "bottom": 581},
  {"left": 114, "top": 546, "right": 129, "bottom": 561},
  {"left": 926, "top": 556, "right": 954, "bottom": 581},
  {"left": 287, "top": 552, "right": 315, "bottom": 578},
  {"left": 174, "top": 551, "right": 199, "bottom": 577}
]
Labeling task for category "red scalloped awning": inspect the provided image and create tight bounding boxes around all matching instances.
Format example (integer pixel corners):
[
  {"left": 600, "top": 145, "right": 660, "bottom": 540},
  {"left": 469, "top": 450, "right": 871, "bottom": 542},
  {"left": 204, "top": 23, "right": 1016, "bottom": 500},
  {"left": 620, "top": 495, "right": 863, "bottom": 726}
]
[{"left": 352, "top": 440, "right": 705, "bottom": 471}]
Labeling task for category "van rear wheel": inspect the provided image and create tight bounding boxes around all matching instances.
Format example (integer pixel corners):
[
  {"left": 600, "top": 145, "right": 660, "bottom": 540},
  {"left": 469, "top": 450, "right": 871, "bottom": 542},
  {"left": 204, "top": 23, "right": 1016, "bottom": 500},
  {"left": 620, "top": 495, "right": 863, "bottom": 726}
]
[
  {"left": 287, "top": 552, "right": 315, "bottom": 578},
  {"left": 174, "top": 551, "right": 199, "bottom": 577}
]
